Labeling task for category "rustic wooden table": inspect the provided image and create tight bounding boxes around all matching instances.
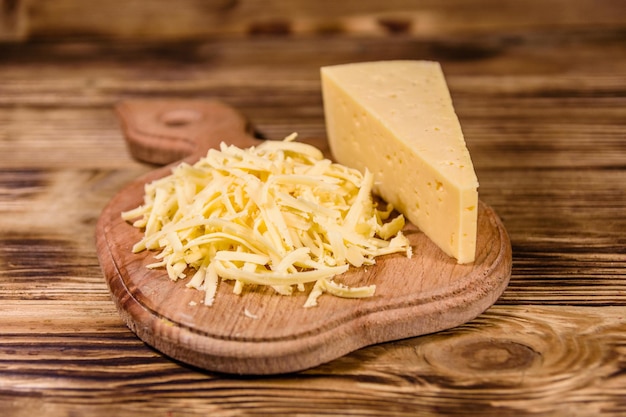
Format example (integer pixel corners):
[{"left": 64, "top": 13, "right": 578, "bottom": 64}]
[{"left": 0, "top": 1, "right": 625, "bottom": 416}]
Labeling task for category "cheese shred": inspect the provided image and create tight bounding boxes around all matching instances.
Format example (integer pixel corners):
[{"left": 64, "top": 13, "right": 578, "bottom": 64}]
[{"left": 122, "top": 134, "right": 412, "bottom": 307}]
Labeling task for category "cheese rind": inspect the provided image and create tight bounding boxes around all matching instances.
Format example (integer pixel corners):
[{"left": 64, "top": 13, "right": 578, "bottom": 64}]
[{"left": 321, "top": 60, "right": 478, "bottom": 263}]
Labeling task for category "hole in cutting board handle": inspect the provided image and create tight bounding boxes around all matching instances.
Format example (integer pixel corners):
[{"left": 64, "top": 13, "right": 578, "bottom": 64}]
[
  {"left": 115, "top": 99, "right": 260, "bottom": 166},
  {"left": 159, "top": 108, "right": 204, "bottom": 127}
]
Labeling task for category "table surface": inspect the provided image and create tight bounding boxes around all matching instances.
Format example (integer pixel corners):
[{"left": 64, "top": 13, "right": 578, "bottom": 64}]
[{"left": 1, "top": 1, "right": 625, "bottom": 416}]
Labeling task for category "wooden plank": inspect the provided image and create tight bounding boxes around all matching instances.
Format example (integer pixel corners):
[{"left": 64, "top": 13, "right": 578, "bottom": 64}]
[
  {"left": 23, "top": 0, "right": 626, "bottom": 41},
  {"left": 0, "top": 304, "right": 623, "bottom": 416},
  {"left": 2, "top": 26, "right": 626, "bottom": 75},
  {"left": 0, "top": 34, "right": 624, "bottom": 170}
]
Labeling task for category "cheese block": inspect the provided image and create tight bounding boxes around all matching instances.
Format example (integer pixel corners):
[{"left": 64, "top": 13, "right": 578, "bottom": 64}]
[{"left": 321, "top": 60, "right": 478, "bottom": 263}]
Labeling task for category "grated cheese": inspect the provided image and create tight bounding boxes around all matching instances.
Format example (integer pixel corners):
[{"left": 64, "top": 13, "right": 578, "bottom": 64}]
[{"left": 122, "top": 134, "right": 412, "bottom": 307}]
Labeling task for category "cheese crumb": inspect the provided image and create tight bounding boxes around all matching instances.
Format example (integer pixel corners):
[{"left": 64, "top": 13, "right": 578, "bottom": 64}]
[
  {"left": 122, "top": 134, "right": 411, "bottom": 307},
  {"left": 244, "top": 308, "right": 259, "bottom": 319}
]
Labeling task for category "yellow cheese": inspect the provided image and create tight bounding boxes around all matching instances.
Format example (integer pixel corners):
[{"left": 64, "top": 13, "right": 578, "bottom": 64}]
[
  {"left": 321, "top": 61, "right": 478, "bottom": 263},
  {"left": 122, "top": 134, "right": 412, "bottom": 307}
]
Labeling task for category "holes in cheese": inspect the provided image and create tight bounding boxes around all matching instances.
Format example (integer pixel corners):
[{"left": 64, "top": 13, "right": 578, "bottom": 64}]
[{"left": 122, "top": 134, "right": 412, "bottom": 307}]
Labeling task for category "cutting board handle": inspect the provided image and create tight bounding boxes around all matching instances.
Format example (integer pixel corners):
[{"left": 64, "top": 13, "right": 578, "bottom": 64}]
[{"left": 115, "top": 99, "right": 261, "bottom": 165}]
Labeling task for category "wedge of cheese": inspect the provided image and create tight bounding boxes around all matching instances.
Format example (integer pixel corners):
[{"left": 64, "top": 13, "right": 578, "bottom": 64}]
[{"left": 321, "top": 60, "right": 478, "bottom": 263}]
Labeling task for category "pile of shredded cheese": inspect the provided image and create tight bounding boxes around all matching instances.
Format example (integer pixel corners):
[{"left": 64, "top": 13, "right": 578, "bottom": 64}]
[{"left": 121, "top": 134, "right": 412, "bottom": 307}]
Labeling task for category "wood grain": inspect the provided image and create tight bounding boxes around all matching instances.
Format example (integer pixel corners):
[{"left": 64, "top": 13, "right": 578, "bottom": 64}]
[
  {"left": 15, "top": 0, "right": 626, "bottom": 41},
  {"left": 0, "top": 304, "right": 623, "bottom": 416},
  {"left": 0, "top": 0, "right": 625, "bottom": 414}
]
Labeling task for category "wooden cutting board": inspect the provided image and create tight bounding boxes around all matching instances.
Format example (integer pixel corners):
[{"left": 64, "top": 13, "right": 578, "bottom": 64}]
[{"left": 96, "top": 99, "right": 512, "bottom": 375}]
